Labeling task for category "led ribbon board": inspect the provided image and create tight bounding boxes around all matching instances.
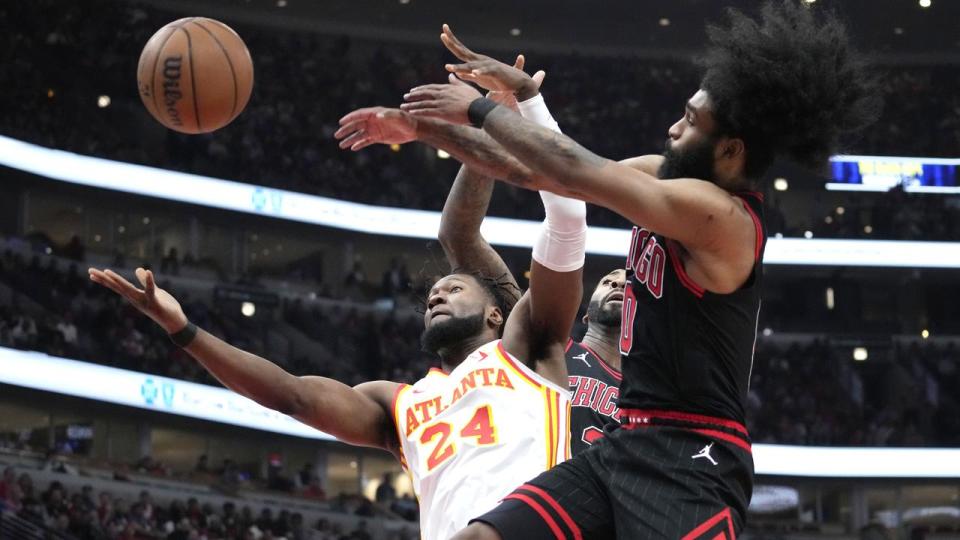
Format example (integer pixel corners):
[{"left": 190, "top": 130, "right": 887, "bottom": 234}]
[
  {"left": 828, "top": 155, "right": 960, "bottom": 193},
  {"left": 2, "top": 135, "right": 960, "bottom": 267},
  {"left": 0, "top": 346, "right": 335, "bottom": 441},
  {"left": 2, "top": 347, "right": 959, "bottom": 477}
]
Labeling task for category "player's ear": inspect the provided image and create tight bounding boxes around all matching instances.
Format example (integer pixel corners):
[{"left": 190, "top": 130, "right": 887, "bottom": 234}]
[
  {"left": 717, "top": 137, "right": 745, "bottom": 160},
  {"left": 487, "top": 306, "right": 504, "bottom": 329},
  {"left": 582, "top": 313, "right": 589, "bottom": 325}
]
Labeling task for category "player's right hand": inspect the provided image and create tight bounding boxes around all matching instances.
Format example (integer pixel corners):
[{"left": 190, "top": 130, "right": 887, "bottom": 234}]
[
  {"left": 88, "top": 267, "right": 188, "bottom": 335},
  {"left": 335, "top": 107, "right": 417, "bottom": 151}
]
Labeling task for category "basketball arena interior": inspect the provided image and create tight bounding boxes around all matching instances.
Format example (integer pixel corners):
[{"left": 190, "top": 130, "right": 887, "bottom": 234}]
[{"left": 1, "top": 0, "right": 959, "bottom": 538}]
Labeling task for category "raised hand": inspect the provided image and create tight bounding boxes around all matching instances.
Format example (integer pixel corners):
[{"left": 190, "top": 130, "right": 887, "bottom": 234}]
[
  {"left": 88, "top": 267, "right": 188, "bottom": 334},
  {"left": 440, "top": 24, "right": 542, "bottom": 100},
  {"left": 335, "top": 107, "right": 418, "bottom": 151}
]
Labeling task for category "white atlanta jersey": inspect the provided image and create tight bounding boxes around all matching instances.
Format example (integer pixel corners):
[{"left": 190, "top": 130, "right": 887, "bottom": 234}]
[{"left": 392, "top": 339, "right": 571, "bottom": 540}]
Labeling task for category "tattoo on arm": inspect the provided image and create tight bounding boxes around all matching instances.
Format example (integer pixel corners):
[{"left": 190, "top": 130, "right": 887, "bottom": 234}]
[
  {"left": 482, "top": 106, "right": 610, "bottom": 194},
  {"left": 416, "top": 119, "right": 544, "bottom": 191},
  {"left": 438, "top": 165, "right": 520, "bottom": 304}
]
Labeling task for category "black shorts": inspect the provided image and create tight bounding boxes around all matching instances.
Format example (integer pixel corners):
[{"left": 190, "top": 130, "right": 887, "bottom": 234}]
[{"left": 473, "top": 410, "right": 754, "bottom": 540}]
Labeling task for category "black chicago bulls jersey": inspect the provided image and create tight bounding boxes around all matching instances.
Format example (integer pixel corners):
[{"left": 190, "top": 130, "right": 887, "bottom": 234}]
[
  {"left": 566, "top": 339, "right": 621, "bottom": 456},
  {"left": 618, "top": 191, "right": 766, "bottom": 425}
]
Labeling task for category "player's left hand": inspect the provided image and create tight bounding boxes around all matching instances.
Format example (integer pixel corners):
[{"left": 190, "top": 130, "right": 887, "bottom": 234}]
[{"left": 439, "top": 24, "right": 542, "bottom": 101}]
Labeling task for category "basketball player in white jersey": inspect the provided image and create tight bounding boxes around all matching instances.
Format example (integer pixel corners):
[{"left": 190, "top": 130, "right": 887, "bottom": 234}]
[{"left": 88, "top": 95, "right": 586, "bottom": 539}]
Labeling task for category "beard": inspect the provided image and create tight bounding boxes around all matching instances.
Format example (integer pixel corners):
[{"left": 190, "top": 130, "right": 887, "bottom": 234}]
[
  {"left": 657, "top": 136, "right": 718, "bottom": 182},
  {"left": 420, "top": 312, "right": 486, "bottom": 355},
  {"left": 586, "top": 298, "right": 621, "bottom": 329}
]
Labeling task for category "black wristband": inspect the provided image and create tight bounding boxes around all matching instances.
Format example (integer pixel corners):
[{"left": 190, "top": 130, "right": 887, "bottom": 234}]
[
  {"left": 168, "top": 321, "right": 198, "bottom": 348},
  {"left": 467, "top": 97, "right": 498, "bottom": 128}
]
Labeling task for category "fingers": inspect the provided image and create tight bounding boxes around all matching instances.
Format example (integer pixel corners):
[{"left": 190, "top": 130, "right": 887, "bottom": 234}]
[
  {"left": 338, "top": 108, "right": 376, "bottom": 125},
  {"left": 338, "top": 129, "right": 367, "bottom": 150},
  {"left": 104, "top": 269, "right": 145, "bottom": 297},
  {"left": 513, "top": 54, "right": 525, "bottom": 71},
  {"left": 444, "top": 62, "right": 476, "bottom": 75},
  {"left": 334, "top": 120, "right": 365, "bottom": 141},
  {"left": 88, "top": 268, "right": 123, "bottom": 296},
  {"left": 139, "top": 268, "right": 157, "bottom": 298},
  {"left": 89, "top": 268, "right": 141, "bottom": 301},
  {"left": 440, "top": 24, "right": 477, "bottom": 62},
  {"left": 350, "top": 139, "right": 377, "bottom": 151},
  {"left": 399, "top": 101, "right": 439, "bottom": 112},
  {"left": 532, "top": 70, "right": 546, "bottom": 89},
  {"left": 447, "top": 73, "right": 468, "bottom": 86}
]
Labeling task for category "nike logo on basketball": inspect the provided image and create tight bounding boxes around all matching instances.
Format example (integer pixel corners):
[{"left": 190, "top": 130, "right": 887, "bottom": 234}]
[
  {"left": 572, "top": 352, "right": 590, "bottom": 366},
  {"left": 692, "top": 443, "right": 718, "bottom": 466}
]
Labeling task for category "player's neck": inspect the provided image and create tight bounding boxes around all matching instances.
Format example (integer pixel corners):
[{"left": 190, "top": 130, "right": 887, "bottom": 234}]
[
  {"left": 581, "top": 326, "right": 621, "bottom": 371},
  {"left": 438, "top": 334, "right": 495, "bottom": 372}
]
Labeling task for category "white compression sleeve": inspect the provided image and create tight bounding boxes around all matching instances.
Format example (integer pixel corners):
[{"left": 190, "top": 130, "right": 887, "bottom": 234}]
[{"left": 519, "top": 94, "right": 587, "bottom": 272}]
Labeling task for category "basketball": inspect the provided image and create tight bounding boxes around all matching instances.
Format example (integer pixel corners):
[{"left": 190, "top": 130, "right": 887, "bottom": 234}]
[{"left": 137, "top": 17, "right": 254, "bottom": 134}]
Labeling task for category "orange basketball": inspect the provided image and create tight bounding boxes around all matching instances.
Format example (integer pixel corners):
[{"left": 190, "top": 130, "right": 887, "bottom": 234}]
[{"left": 137, "top": 17, "right": 254, "bottom": 134}]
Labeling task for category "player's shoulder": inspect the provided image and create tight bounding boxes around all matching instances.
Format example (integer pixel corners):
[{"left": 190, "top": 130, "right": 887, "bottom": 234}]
[{"left": 565, "top": 340, "right": 622, "bottom": 382}]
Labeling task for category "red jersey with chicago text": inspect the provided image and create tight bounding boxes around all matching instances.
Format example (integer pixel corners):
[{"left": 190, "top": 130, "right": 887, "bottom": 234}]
[
  {"left": 618, "top": 191, "right": 766, "bottom": 425},
  {"left": 566, "top": 339, "right": 622, "bottom": 455}
]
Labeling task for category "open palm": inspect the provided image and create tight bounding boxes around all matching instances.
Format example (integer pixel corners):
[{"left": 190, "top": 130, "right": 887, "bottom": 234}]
[{"left": 88, "top": 267, "right": 188, "bottom": 334}]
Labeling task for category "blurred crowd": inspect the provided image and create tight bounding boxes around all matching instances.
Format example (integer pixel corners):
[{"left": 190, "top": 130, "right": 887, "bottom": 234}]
[
  {"left": 0, "top": 464, "right": 414, "bottom": 539},
  {"left": 748, "top": 340, "right": 960, "bottom": 447},
  {"left": 2, "top": 0, "right": 960, "bottom": 238}
]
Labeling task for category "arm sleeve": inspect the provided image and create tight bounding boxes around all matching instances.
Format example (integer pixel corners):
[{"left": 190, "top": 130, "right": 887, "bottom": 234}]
[{"left": 519, "top": 94, "right": 587, "bottom": 272}]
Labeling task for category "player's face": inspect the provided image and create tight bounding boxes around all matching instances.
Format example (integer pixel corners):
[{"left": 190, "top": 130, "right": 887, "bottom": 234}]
[
  {"left": 585, "top": 269, "right": 626, "bottom": 329},
  {"left": 659, "top": 89, "right": 720, "bottom": 182},
  {"left": 423, "top": 274, "right": 489, "bottom": 329},
  {"left": 421, "top": 274, "right": 493, "bottom": 355}
]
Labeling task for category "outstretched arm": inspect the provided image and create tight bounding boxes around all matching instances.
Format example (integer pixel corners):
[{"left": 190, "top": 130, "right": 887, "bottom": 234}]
[{"left": 88, "top": 268, "right": 400, "bottom": 452}]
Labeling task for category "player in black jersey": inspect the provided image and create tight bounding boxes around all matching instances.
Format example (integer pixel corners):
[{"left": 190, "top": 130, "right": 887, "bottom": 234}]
[
  {"left": 566, "top": 269, "right": 625, "bottom": 455},
  {"left": 336, "top": 2, "right": 880, "bottom": 538}
]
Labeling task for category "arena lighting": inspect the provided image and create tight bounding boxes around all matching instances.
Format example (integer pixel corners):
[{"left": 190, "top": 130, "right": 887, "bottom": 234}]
[
  {"left": 853, "top": 347, "right": 868, "bottom": 361},
  {"left": 919, "top": 0, "right": 932, "bottom": 8},
  {"left": 97, "top": 95, "right": 111, "bottom": 108},
  {"left": 241, "top": 301, "right": 256, "bottom": 317},
  {"left": 773, "top": 177, "right": 788, "bottom": 191},
  {"left": 825, "top": 287, "right": 834, "bottom": 310},
  {"left": 4, "top": 135, "right": 960, "bottom": 267},
  {"left": 922, "top": 329, "right": 930, "bottom": 339},
  {"left": 1, "top": 346, "right": 959, "bottom": 477},
  {"left": 436, "top": 149, "right": 451, "bottom": 159}
]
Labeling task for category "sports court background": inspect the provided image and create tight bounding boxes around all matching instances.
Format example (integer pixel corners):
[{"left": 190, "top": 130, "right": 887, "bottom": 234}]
[{"left": 0, "top": 0, "right": 959, "bottom": 538}]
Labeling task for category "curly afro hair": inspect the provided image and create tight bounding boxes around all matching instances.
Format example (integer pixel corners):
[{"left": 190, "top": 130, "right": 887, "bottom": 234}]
[{"left": 698, "top": 1, "right": 881, "bottom": 179}]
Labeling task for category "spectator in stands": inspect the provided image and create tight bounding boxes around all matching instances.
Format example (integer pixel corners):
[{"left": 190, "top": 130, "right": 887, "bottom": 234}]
[
  {"left": 374, "top": 473, "right": 395, "bottom": 505},
  {"left": 0, "top": 466, "right": 14, "bottom": 500},
  {"left": 194, "top": 453, "right": 210, "bottom": 475}
]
